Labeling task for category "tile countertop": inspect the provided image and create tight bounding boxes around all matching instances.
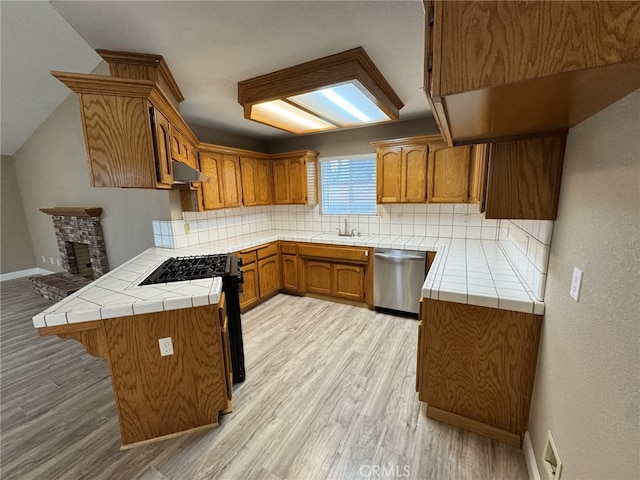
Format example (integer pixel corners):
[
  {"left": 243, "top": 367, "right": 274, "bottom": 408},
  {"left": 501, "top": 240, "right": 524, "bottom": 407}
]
[{"left": 32, "top": 230, "right": 543, "bottom": 328}]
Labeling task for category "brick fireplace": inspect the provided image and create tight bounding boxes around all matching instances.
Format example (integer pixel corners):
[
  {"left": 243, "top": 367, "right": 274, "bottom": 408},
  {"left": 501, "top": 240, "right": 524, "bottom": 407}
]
[{"left": 31, "top": 207, "right": 109, "bottom": 301}]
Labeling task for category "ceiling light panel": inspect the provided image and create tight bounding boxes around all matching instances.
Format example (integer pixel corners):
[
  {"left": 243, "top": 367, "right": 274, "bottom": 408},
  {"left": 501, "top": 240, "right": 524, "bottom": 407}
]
[
  {"left": 289, "top": 82, "right": 390, "bottom": 126},
  {"left": 238, "top": 47, "right": 404, "bottom": 135},
  {"left": 250, "top": 100, "right": 337, "bottom": 134}
]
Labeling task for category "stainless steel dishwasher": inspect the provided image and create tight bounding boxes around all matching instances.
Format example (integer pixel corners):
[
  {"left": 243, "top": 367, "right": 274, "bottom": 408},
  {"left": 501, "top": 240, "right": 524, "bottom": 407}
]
[{"left": 373, "top": 249, "right": 426, "bottom": 315}]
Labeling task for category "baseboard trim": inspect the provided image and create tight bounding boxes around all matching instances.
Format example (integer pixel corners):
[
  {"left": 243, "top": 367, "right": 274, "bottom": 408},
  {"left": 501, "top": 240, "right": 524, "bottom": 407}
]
[
  {"left": 0, "top": 268, "right": 55, "bottom": 282},
  {"left": 524, "top": 431, "right": 541, "bottom": 480},
  {"left": 426, "top": 405, "right": 521, "bottom": 448}
]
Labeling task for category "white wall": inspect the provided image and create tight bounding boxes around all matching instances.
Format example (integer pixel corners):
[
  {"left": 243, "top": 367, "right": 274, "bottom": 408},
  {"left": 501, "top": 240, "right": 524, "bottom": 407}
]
[
  {"left": 528, "top": 90, "right": 640, "bottom": 479},
  {"left": 1, "top": 155, "right": 36, "bottom": 273}
]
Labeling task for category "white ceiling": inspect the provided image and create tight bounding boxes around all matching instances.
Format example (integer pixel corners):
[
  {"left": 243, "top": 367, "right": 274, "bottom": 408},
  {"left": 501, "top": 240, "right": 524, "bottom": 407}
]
[{"left": 1, "top": 0, "right": 430, "bottom": 156}]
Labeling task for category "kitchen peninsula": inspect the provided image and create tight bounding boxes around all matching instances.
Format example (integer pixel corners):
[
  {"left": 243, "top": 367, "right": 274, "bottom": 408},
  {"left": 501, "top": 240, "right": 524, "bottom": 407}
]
[{"left": 34, "top": 227, "right": 544, "bottom": 448}]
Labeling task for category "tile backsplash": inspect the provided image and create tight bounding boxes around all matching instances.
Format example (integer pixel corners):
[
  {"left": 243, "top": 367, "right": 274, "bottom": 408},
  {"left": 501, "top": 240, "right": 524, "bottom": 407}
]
[
  {"left": 152, "top": 203, "right": 499, "bottom": 249},
  {"left": 152, "top": 205, "right": 553, "bottom": 302},
  {"left": 497, "top": 219, "right": 553, "bottom": 301}
]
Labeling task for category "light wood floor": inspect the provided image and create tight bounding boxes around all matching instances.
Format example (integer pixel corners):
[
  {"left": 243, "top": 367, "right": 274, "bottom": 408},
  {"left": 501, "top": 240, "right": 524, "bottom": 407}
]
[{"left": 1, "top": 277, "right": 528, "bottom": 479}]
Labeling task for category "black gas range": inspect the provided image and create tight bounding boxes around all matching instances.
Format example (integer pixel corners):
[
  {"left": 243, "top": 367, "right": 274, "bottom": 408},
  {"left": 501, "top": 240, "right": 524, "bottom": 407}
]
[{"left": 139, "top": 253, "right": 246, "bottom": 383}]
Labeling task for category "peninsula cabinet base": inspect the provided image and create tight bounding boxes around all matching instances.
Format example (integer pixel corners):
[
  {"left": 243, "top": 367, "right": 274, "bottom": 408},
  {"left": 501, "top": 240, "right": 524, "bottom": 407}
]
[
  {"left": 417, "top": 298, "right": 542, "bottom": 448},
  {"left": 38, "top": 303, "right": 231, "bottom": 449}
]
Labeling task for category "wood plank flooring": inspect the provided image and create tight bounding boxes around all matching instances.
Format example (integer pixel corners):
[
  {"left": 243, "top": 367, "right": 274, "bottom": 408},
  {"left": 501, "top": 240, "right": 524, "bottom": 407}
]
[{"left": 0, "top": 277, "right": 528, "bottom": 479}]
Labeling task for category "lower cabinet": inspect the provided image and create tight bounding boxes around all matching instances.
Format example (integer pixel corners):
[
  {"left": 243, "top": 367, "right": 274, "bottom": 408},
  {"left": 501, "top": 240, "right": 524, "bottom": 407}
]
[
  {"left": 417, "top": 298, "right": 542, "bottom": 448},
  {"left": 236, "top": 242, "right": 281, "bottom": 312},
  {"left": 237, "top": 241, "right": 373, "bottom": 312},
  {"left": 298, "top": 244, "right": 373, "bottom": 307},
  {"left": 333, "top": 264, "right": 365, "bottom": 302}
]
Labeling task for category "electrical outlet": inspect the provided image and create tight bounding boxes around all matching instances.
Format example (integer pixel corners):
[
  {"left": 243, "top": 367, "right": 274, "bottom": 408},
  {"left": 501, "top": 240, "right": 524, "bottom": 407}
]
[
  {"left": 543, "top": 431, "right": 562, "bottom": 480},
  {"left": 569, "top": 267, "right": 583, "bottom": 301},
  {"left": 184, "top": 223, "right": 191, "bottom": 234},
  {"left": 158, "top": 337, "right": 174, "bottom": 356}
]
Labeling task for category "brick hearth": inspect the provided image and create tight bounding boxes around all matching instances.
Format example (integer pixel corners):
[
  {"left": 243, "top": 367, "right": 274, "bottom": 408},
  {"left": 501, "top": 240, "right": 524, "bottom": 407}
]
[{"left": 32, "top": 207, "right": 109, "bottom": 301}]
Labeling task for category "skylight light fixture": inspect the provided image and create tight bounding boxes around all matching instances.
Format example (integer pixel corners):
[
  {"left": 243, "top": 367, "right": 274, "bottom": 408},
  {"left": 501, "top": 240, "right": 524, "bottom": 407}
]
[{"left": 238, "top": 48, "right": 404, "bottom": 135}]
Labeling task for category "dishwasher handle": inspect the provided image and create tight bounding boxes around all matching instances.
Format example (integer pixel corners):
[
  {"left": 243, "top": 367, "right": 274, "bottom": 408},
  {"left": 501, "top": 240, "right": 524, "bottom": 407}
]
[{"left": 374, "top": 252, "right": 425, "bottom": 261}]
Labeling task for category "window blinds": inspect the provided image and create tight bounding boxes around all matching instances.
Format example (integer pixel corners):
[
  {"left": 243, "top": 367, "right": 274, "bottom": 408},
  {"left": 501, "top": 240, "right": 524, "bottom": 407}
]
[{"left": 320, "top": 156, "right": 377, "bottom": 215}]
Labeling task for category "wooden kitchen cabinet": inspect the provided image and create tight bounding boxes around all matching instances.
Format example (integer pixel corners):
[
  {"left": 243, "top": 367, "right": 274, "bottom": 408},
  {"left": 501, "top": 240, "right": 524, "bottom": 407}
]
[
  {"left": 373, "top": 137, "right": 431, "bottom": 203},
  {"left": 200, "top": 151, "right": 225, "bottom": 210},
  {"left": 52, "top": 52, "right": 204, "bottom": 189},
  {"left": 373, "top": 135, "right": 477, "bottom": 205},
  {"left": 152, "top": 107, "right": 173, "bottom": 187},
  {"left": 280, "top": 242, "right": 300, "bottom": 294},
  {"left": 426, "top": 142, "right": 472, "bottom": 203},
  {"left": 484, "top": 135, "right": 566, "bottom": 220},
  {"left": 298, "top": 244, "right": 373, "bottom": 307},
  {"left": 424, "top": 0, "right": 640, "bottom": 145},
  {"left": 199, "top": 146, "right": 244, "bottom": 209},
  {"left": 37, "top": 302, "right": 231, "bottom": 448},
  {"left": 257, "top": 243, "right": 281, "bottom": 299},
  {"left": 220, "top": 155, "right": 243, "bottom": 208},
  {"left": 467, "top": 143, "right": 488, "bottom": 212},
  {"left": 236, "top": 242, "right": 280, "bottom": 312},
  {"left": 238, "top": 260, "right": 259, "bottom": 311},
  {"left": 417, "top": 298, "right": 542, "bottom": 447},
  {"left": 241, "top": 156, "right": 273, "bottom": 206},
  {"left": 271, "top": 151, "right": 319, "bottom": 205}
]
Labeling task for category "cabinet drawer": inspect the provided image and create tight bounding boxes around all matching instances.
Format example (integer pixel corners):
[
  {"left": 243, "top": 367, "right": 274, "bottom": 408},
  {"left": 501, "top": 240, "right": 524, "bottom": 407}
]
[
  {"left": 237, "top": 250, "right": 257, "bottom": 265},
  {"left": 257, "top": 242, "right": 279, "bottom": 260},
  {"left": 280, "top": 242, "right": 297, "bottom": 255},
  {"left": 298, "top": 244, "right": 370, "bottom": 264}
]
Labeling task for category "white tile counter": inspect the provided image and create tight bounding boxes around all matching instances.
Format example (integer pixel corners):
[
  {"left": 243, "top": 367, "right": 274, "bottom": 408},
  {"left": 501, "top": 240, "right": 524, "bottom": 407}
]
[{"left": 33, "top": 229, "right": 544, "bottom": 328}]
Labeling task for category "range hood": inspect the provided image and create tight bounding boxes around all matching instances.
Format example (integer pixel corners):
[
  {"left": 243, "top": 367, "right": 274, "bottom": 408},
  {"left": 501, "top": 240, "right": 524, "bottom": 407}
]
[{"left": 172, "top": 161, "right": 209, "bottom": 184}]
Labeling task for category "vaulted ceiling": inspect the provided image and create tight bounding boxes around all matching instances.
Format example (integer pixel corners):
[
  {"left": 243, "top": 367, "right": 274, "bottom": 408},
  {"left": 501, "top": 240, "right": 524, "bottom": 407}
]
[{"left": 1, "top": 1, "right": 430, "bottom": 156}]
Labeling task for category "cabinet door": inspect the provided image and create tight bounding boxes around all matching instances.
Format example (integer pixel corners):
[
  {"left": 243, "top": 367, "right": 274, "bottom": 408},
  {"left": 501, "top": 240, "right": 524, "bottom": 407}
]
[
  {"left": 240, "top": 157, "right": 257, "bottom": 206},
  {"left": 239, "top": 261, "right": 259, "bottom": 311},
  {"left": 305, "top": 261, "right": 332, "bottom": 296},
  {"left": 288, "top": 157, "right": 308, "bottom": 204},
  {"left": 484, "top": 135, "right": 565, "bottom": 220},
  {"left": 468, "top": 144, "right": 488, "bottom": 212},
  {"left": 333, "top": 264, "right": 365, "bottom": 302},
  {"left": 281, "top": 254, "right": 299, "bottom": 292},
  {"left": 221, "top": 155, "right": 243, "bottom": 207},
  {"left": 254, "top": 158, "right": 273, "bottom": 205},
  {"left": 152, "top": 108, "right": 173, "bottom": 186},
  {"left": 427, "top": 144, "right": 471, "bottom": 203},
  {"left": 185, "top": 143, "right": 199, "bottom": 170},
  {"left": 401, "top": 145, "right": 428, "bottom": 202},
  {"left": 258, "top": 255, "right": 281, "bottom": 299},
  {"left": 200, "top": 152, "right": 224, "bottom": 210},
  {"left": 272, "top": 159, "right": 290, "bottom": 204},
  {"left": 377, "top": 147, "right": 402, "bottom": 203}
]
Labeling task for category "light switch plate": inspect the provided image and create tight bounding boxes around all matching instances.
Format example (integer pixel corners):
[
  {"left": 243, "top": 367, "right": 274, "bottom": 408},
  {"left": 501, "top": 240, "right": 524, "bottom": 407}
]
[
  {"left": 569, "top": 267, "right": 583, "bottom": 302},
  {"left": 158, "top": 337, "right": 174, "bottom": 356}
]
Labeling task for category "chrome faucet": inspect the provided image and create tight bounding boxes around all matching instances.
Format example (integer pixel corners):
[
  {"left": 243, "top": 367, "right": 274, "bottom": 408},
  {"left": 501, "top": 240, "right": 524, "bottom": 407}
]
[{"left": 336, "top": 218, "right": 360, "bottom": 237}]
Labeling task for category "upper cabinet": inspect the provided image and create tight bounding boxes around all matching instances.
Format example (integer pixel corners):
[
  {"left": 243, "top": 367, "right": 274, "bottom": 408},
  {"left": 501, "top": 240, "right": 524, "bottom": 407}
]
[
  {"left": 424, "top": 1, "right": 640, "bottom": 145},
  {"left": 427, "top": 143, "right": 472, "bottom": 204},
  {"left": 373, "top": 135, "right": 476, "bottom": 205},
  {"left": 51, "top": 51, "right": 201, "bottom": 189},
  {"left": 271, "top": 151, "right": 319, "bottom": 205},
  {"left": 241, "top": 156, "right": 273, "bottom": 206},
  {"left": 373, "top": 137, "right": 430, "bottom": 203},
  {"left": 199, "top": 146, "right": 244, "bottom": 209},
  {"left": 484, "top": 135, "right": 566, "bottom": 220}
]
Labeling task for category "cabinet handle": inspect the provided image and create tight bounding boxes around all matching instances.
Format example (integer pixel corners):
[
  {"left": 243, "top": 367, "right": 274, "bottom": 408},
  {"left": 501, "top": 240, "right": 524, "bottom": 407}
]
[
  {"left": 428, "top": 5, "right": 434, "bottom": 26},
  {"left": 427, "top": 53, "right": 433, "bottom": 73}
]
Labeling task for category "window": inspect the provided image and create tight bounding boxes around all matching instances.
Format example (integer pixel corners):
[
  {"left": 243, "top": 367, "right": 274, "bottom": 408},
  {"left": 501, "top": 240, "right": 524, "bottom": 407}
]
[{"left": 319, "top": 155, "right": 377, "bottom": 215}]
